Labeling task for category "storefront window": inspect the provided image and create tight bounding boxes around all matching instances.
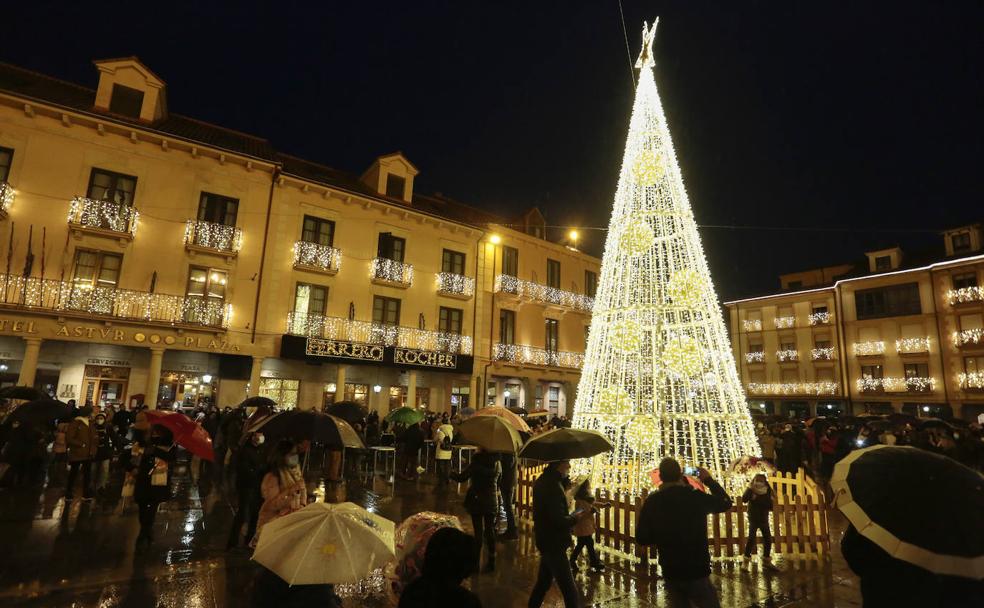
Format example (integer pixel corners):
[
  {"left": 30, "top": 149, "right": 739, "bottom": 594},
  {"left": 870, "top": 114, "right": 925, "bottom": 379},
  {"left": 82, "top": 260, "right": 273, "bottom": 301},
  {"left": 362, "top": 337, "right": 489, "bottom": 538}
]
[
  {"left": 389, "top": 386, "right": 405, "bottom": 410},
  {"left": 322, "top": 382, "right": 337, "bottom": 409},
  {"left": 548, "top": 386, "right": 560, "bottom": 414},
  {"left": 83, "top": 364, "right": 130, "bottom": 409},
  {"left": 344, "top": 382, "right": 369, "bottom": 406},
  {"left": 416, "top": 388, "right": 430, "bottom": 409},
  {"left": 450, "top": 385, "right": 470, "bottom": 411},
  {"left": 159, "top": 371, "right": 216, "bottom": 409},
  {"left": 259, "top": 377, "right": 299, "bottom": 409}
]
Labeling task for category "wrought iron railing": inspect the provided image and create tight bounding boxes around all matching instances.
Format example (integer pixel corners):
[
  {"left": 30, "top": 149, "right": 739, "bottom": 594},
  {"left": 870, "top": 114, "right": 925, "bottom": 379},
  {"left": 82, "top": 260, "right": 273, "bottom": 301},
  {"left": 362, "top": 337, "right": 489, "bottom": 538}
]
[
  {"left": 746, "top": 382, "right": 839, "bottom": 396},
  {"left": 293, "top": 241, "right": 342, "bottom": 273},
  {"left": 436, "top": 272, "right": 475, "bottom": 297},
  {"left": 0, "top": 182, "right": 14, "bottom": 214},
  {"left": 67, "top": 197, "right": 138, "bottom": 236},
  {"left": 184, "top": 220, "right": 242, "bottom": 253},
  {"left": 493, "top": 342, "right": 584, "bottom": 369},
  {"left": 371, "top": 258, "right": 413, "bottom": 286},
  {"left": 494, "top": 274, "right": 594, "bottom": 312}
]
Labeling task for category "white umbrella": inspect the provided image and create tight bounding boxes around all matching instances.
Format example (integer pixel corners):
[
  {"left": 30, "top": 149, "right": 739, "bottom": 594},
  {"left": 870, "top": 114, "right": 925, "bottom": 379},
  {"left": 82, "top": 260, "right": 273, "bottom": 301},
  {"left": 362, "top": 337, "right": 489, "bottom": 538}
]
[{"left": 253, "top": 502, "right": 395, "bottom": 585}]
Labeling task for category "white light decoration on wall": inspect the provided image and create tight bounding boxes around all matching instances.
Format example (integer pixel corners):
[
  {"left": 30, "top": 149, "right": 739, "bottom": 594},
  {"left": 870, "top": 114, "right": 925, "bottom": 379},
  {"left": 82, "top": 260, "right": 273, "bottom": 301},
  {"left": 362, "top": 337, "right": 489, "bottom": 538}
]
[
  {"left": 286, "top": 312, "right": 472, "bottom": 354},
  {"left": 742, "top": 319, "right": 762, "bottom": 332},
  {"left": 494, "top": 274, "right": 594, "bottom": 312},
  {"left": 811, "top": 347, "right": 835, "bottom": 361},
  {"left": 895, "top": 337, "right": 930, "bottom": 354},
  {"left": 857, "top": 376, "right": 935, "bottom": 393},
  {"left": 293, "top": 241, "right": 342, "bottom": 273},
  {"left": 68, "top": 197, "right": 139, "bottom": 236},
  {"left": 958, "top": 372, "right": 984, "bottom": 390},
  {"left": 745, "top": 351, "right": 765, "bottom": 363},
  {"left": 184, "top": 219, "right": 243, "bottom": 252},
  {"left": 493, "top": 342, "right": 584, "bottom": 369},
  {"left": 946, "top": 286, "right": 984, "bottom": 305},
  {"left": 953, "top": 328, "right": 984, "bottom": 347},
  {"left": 853, "top": 340, "right": 886, "bottom": 356},
  {"left": 776, "top": 349, "right": 799, "bottom": 362},
  {"left": 808, "top": 311, "right": 830, "bottom": 325},
  {"left": 571, "top": 21, "right": 761, "bottom": 495},
  {"left": 746, "top": 382, "right": 839, "bottom": 396},
  {"left": 0, "top": 182, "right": 15, "bottom": 214},
  {"left": 436, "top": 272, "right": 475, "bottom": 297},
  {"left": 774, "top": 316, "right": 796, "bottom": 329},
  {"left": 371, "top": 257, "right": 414, "bottom": 286}
]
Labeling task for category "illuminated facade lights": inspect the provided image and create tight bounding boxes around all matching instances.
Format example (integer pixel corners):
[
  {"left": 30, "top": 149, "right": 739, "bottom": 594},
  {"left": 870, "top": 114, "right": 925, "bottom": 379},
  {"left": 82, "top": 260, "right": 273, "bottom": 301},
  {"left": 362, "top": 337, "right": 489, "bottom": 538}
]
[
  {"left": 68, "top": 196, "right": 139, "bottom": 236},
  {"left": 286, "top": 312, "right": 472, "bottom": 354},
  {"left": 953, "top": 328, "right": 984, "bottom": 347},
  {"left": 371, "top": 257, "right": 414, "bottom": 286},
  {"left": 958, "top": 371, "right": 984, "bottom": 390},
  {"left": 742, "top": 319, "right": 762, "bottom": 332},
  {"left": 857, "top": 376, "right": 936, "bottom": 393},
  {"left": 895, "top": 337, "right": 930, "bottom": 354},
  {"left": 0, "top": 182, "right": 14, "bottom": 214},
  {"left": 493, "top": 342, "right": 583, "bottom": 369},
  {"left": 184, "top": 219, "right": 243, "bottom": 252},
  {"left": 571, "top": 20, "right": 760, "bottom": 496},
  {"left": 745, "top": 351, "right": 765, "bottom": 363},
  {"left": 293, "top": 241, "right": 342, "bottom": 273},
  {"left": 494, "top": 274, "right": 594, "bottom": 312},
  {"left": 774, "top": 316, "right": 796, "bottom": 329},
  {"left": 776, "top": 349, "right": 799, "bottom": 362},
  {"left": 853, "top": 340, "right": 886, "bottom": 356},
  {"left": 808, "top": 311, "right": 830, "bottom": 325},
  {"left": 946, "top": 286, "right": 984, "bottom": 305},
  {"left": 811, "top": 346, "right": 835, "bottom": 361},
  {"left": 746, "top": 382, "right": 839, "bottom": 396},
  {"left": 436, "top": 272, "right": 475, "bottom": 297}
]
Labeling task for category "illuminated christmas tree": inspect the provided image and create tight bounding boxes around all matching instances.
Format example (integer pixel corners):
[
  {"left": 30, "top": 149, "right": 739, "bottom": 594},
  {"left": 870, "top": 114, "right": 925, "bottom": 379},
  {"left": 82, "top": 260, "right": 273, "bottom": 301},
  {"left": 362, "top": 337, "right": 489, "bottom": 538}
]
[{"left": 573, "top": 20, "right": 760, "bottom": 495}]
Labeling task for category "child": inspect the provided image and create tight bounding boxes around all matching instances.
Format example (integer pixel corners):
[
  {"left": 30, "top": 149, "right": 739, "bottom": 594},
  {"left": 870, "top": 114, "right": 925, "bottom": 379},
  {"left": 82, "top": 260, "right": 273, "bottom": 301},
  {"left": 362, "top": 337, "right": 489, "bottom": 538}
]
[
  {"left": 569, "top": 478, "right": 609, "bottom": 573},
  {"left": 741, "top": 473, "right": 778, "bottom": 570}
]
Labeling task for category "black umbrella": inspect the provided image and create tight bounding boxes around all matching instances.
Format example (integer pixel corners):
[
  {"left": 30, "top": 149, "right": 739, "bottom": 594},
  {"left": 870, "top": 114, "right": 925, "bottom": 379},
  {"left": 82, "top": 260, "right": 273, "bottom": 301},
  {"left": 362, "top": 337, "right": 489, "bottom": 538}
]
[
  {"left": 918, "top": 418, "right": 955, "bottom": 431},
  {"left": 325, "top": 401, "right": 368, "bottom": 425},
  {"left": 0, "top": 386, "right": 49, "bottom": 402},
  {"left": 240, "top": 396, "right": 277, "bottom": 410},
  {"left": 518, "top": 428, "right": 613, "bottom": 462},
  {"left": 1, "top": 399, "right": 70, "bottom": 427},
  {"left": 832, "top": 445, "right": 984, "bottom": 579},
  {"left": 259, "top": 411, "right": 364, "bottom": 449}
]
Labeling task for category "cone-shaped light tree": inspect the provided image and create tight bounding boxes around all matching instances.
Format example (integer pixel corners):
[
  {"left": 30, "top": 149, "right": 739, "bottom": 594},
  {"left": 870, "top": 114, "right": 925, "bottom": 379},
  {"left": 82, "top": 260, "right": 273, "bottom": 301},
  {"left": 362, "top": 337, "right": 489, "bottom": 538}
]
[{"left": 572, "top": 20, "right": 760, "bottom": 495}]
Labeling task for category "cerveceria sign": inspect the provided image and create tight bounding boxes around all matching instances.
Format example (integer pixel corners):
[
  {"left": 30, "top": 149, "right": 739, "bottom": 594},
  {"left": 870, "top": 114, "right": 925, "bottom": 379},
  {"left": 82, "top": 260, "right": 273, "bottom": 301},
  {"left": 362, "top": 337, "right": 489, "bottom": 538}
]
[{"left": 282, "top": 335, "right": 472, "bottom": 374}]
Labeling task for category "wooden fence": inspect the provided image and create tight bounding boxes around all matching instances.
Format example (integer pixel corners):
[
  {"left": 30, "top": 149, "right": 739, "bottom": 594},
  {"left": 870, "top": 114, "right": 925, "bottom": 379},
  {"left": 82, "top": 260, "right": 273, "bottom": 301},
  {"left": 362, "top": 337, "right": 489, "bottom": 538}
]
[{"left": 515, "top": 465, "right": 829, "bottom": 566}]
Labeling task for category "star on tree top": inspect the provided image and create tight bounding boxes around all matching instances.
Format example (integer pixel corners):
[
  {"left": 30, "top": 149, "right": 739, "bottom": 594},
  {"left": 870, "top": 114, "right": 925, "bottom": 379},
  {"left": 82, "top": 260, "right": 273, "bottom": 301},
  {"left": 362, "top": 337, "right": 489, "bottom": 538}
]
[{"left": 635, "top": 19, "right": 659, "bottom": 69}]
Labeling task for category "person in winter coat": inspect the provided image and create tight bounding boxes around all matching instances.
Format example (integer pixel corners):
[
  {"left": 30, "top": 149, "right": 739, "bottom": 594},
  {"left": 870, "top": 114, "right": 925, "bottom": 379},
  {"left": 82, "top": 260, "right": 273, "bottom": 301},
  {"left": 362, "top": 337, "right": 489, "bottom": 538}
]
[
  {"left": 433, "top": 421, "right": 454, "bottom": 486},
  {"left": 399, "top": 422, "right": 426, "bottom": 480},
  {"left": 1, "top": 420, "right": 41, "bottom": 486},
  {"left": 497, "top": 452, "right": 519, "bottom": 540},
  {"left": 227, "top": 432, "right": 266, "bottom": 549},
  {"left": 776, "top": 425, "right": 803, "bottom": 473},
  {"left": 450, "top": 449, "right": 500, "bottom": 572},
  {"left": 741, "top": 473, "right": 778, "bottom": 570},
  {"left": 398, "top": 527, "right": 482, "bottom": 608},
  {"left": 65, "top": 405, "right": 98, "bottom": 500},
  {"left": 130, "top": 425, "right": 176, "bottom": 548},
  {"left": 568, "top": 478, "right": 608, "bottom": 573},
  {"left": 92, "top": 412, "right": 121, "bottom": 494},
  {"left": 253, "top": 439, "right": 307, "bottom": 547},
  {"left": 636, "top": 458, "right": 732, "bottom": 608}
]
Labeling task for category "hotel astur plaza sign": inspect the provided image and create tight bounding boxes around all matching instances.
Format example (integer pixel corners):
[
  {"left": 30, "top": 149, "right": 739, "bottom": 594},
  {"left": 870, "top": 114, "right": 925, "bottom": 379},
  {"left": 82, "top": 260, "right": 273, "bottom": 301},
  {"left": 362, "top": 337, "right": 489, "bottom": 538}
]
[{"left": 281, "top": 335, "right": 473, "bottom": 374}]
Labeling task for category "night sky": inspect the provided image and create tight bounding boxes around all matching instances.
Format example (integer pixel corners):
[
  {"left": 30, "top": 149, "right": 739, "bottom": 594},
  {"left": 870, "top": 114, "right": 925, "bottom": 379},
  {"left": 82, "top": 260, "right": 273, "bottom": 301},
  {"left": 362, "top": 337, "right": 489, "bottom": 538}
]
[{"left": 3, "top": 1, "right": 981, "bottom": 300}]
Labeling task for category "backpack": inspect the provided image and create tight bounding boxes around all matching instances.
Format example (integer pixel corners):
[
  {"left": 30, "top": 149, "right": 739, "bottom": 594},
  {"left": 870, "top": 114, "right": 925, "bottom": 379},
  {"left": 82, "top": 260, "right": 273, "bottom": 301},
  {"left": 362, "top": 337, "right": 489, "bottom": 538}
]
[{"left": 440, "top": 429, "right": 452, "bottom": 451}]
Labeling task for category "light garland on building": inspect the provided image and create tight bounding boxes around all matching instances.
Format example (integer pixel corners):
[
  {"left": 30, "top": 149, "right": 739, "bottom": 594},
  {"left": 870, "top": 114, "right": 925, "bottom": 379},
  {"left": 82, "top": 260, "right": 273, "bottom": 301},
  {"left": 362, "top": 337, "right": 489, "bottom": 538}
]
[
  {"left": 293, "top": 240, "right": 342, "bottom": 272},
  {"left": 857, "top": 376, "right": 936, "bottom": 393},
  {"left": 68, "top": 197, "right": 139, "bottom": 236},
  {"left": 0, "top": 182, "right": 14, "bottom": 214},
  {"left": 745, "top": 351, "right": 765, "bottom": 363},
  {"left": 184, "top": 219, "right": 243, "bottom": 252},
  {"left": 493, "top": 342, "right": 584, "bottom": 369},
  {"left": 776, "top": 349, "right": 799, "bottom": 362},
  {"left": 953, "top": 328, "right": 984, "bottom": 347},
  {"left": 946, "top": 286, "right": 984, "bottom": 306},
  {"left": 811, "top": 347, "right": 835, "bottom": 361},
  {"left": 494, "top": 274, "right": 594, "bottom": 312},
  {"left": 746, "top": 382, "right": 839, "bottom": 396},
  {"left": 895, "top": 337, "right": 930, "bottom": 354},
  {"left": 286, "top": 312, "right": 472, "bottom": 354},
  {"left": 435, "top": 272, "right": 475, "bottom": 297},
  {"left": 808, "top": 311, "right": 830, "bottom": 325},
  {"left": 371, "top": 257, "right": 414, "bottom": 285},
  {"left": 742, "top": 319, "right": 762, "bottom": 332},
  {"left": 774, "top": 316, "right": 796, "bottom": 329},
  {"left": 571, "top": 21, "right": 761, "bottom": 495},
  {"left": 958, "top": 371, "right": 984, "bottom": 390},
  {"left": 853, "top": 340, "right": 886, "bottom": 356}
]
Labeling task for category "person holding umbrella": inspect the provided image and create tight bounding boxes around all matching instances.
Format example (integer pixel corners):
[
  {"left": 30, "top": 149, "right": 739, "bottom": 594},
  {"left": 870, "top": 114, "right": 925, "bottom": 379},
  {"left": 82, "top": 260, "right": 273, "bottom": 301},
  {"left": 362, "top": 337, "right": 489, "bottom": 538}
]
[
  {"left": 253, "top": 439, "right": 307, "bottom": 547},
  {"left": 450, "top": 448, "right": 501, "bottom": 573},
  {"left": 130, "top": 424, "right": 176, "bottom": 548}
]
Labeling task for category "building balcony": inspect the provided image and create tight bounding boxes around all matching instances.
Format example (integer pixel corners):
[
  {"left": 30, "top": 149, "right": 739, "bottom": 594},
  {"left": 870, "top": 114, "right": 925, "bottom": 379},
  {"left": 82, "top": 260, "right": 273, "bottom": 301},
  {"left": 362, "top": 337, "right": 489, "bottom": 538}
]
[
  {"left": 67, "top": 197, "right": 138, "bottom": 239},
  {"left": 0, "top": 182, "right": 14, "bottom": 218},
  {"left": 286, "top": 312, "right": 472, "bottom": 354},
  {"left": 808, "top": 311, "right": 831, "bottom": 326},
  {"left": 494, "top": 275, "right": 594, "bottom": 313},
  {"left": 0, "top": 274, "right": 230, "bottom": 329},
  {"left": 293, "top": 241, "right": 341, "bottom": 275},
  {"left": 371, "top": 258, "right": 413, "bottom": 287},
  {"left": 853, "top": 340, "right": 885, "bottom": 357},
  {"left": 958, "top": 371, "right": 984, "bottom": 391},
  {"left": 745, "top": 351, "right": 765, "bottom": 364},
  {"left": 436, "top": 272, "right": 475, "bottom": 298},
  {"left": 493, "top": 342, "right": 584, "bottom": 369},
  {"left": 895, "top": 337, "right": 930, "bottom": 355},
  {"left": 946, "top": 287, "right": 984, "bottom": 306},
  {"left": 953, "top": 328, "right": 984, "bottom": 348},
  {"left": 812, "top": 347, "right": 835, "bottom": 361},
  {"left": 856, "top": 376, "right": 935, "bottom": 394},
  {"left": 184, "top": 220, "right": 242, "bottom": 256},
  {"left": 742, "top": 319, "right": 762, "bottom": 332},
  {"left": 776, "top": 349, "right": 799, "bottom": 362},
  {"left": 746, "top": 381, "right": 839, "bottom": 396},
  {"left": 774, "top": 316, "right": 796, "bottom": 329}
]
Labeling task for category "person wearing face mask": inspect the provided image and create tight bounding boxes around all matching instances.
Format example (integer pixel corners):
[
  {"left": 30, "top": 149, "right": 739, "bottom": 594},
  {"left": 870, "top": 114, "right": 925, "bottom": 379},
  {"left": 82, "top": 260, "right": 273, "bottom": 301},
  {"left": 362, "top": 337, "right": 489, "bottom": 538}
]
[
  {"left": 130, "top": 425, "right": 176, "bottom": 548},
  {"left": 741, "top": 473, "right": 777, "bottom": 570},
  {"left": 92, "top": 413, "right": 121, "bottom": 495},
  {"left": 253, "top": 439, "right": 307, "bottom": 547},
  {"left": 65, "top": 405, "right": 98, "bottom": 501}
]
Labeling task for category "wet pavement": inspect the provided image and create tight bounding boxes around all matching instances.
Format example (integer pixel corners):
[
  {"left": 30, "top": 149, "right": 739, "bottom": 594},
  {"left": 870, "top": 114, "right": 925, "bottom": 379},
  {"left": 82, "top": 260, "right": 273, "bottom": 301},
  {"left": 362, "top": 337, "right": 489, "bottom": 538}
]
[{"left": 0, "top": 459, "right": 865, "bottom": 607}]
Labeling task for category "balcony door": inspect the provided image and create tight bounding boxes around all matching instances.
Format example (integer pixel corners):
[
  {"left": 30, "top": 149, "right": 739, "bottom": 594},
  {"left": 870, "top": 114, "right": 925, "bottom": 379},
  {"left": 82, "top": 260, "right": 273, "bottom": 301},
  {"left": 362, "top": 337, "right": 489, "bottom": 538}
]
[
  {"left": 302, "top": 215, "right": 335, "bottom": 246},
  {"left": 87, "top": 168, "right": 136, "bottom": 206},
  {"left": 185, "top": 267, "right": 227, "bottom": 325},
  {"left": 292, "top": 283, "right": 328, "bottom": 335},
  {"left": 69, "top": 250, "right": 121, "bottom": 314},
  {"left": 198, "top": 192, "right": 239, "bottom": 226},
  {"left": 377, "top": 233, "right": 405, "bottom": 262}
]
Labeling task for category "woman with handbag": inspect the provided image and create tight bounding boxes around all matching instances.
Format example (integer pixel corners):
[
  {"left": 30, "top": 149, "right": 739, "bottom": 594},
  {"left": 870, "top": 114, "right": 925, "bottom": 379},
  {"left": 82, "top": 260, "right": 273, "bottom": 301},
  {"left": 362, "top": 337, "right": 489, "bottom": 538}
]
[
  {"left": 130, "top": 425, "right": 176, "bottom": 549},
  {"left": 252, "top": 439, "right": 307, "bottom": 547}
]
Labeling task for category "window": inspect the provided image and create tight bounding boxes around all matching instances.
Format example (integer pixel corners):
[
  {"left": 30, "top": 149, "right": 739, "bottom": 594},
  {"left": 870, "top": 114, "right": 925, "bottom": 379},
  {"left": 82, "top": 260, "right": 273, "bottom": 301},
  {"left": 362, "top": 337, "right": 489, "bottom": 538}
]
[
  {"left": 388, "top": 386, "right": 405, "bottom": 409},
  {"left": 0, "top": 147, "right": 12, "bottom": 183},
  {"left": 377, "top": 233, "right": 405, "bottom": 262},
  {"left": 186, "top": 267, "right": 227, "bottom": 300},
  {"left": 787, "top": 280, "right": 803, "bottom": 289},
  {"left": 546, "top": 259, "right": 561, "bottom": 288},
  {"left": 442, "top": 249, "right": 465, "bottom": 275},
  {"left": 951, "top": 232, "right": 972, "bottom": 253},
  {"left": 372, "top": 296, "right": 400, "bottom": 326},
  {"left": 385, "top": 174, "right": 405, "bottom": 198},
  {"left": 302, "top": 215, "right": 335, "bottom": 247},
  {"left": 904, "top": 363, "right": 929, "bottom": 378},
  {"left": 584, "top": 270, "right": 597, "bottom": 297},
  {"left": 965, "top": 356, "right": 984, "bottom": 373},
  {"left": 749, "top": 342, "right": 764, "bottom": 353},
  {"left": 545, "top": 318, "right": 559, "bottom": 352},
  {"left": 108, "top": 84, "right": 144, "bottom": 118},
  {"left": 815, "top": 339, "right": 831, "bottom": 349},
  {"left": 72, "top": 250, "right": 121, "bottom": 290},
  {"left": 345, "top": 383, "right": 369, "bottom": 406},
  {"left": 198, "top": 192, "right": 239, "bottom": 226},
  {"left": 439, "top": 307, "right": 463, "bottom": 334},
  {"left": 959, "top": 313, "right": 983, "bottom": 331},
  {"left": 548, "top": 386, "right": 560, "bottom": 414},
  {"left": 874, "top": 256, "right": 892, "bottom": 271},
  {"left": 499, "top": 309, "right": 515, "bottom": 344},
  {"left": 812, "top": 305, "right": 828, "bottom": 316},
  {"left": 501, "top": 246, "right": 519, "bottom": 277},
  {"left": 953, "top": 272, "right": 978, "bottom": 290},
  {"left": 87, "top": 168, "right": 137, "bottom": 206},
  {"left": 861, "top": 365, "right": 883, "bottom": 379},
  {"left": 259, "top": 378, "right": 299, "bottom": 410},
  {"left": 293, "top": 283, "right": 327, "bottom": 315},
  {"left": 855, "top": 283, "right": 921, "bottom": 320}
]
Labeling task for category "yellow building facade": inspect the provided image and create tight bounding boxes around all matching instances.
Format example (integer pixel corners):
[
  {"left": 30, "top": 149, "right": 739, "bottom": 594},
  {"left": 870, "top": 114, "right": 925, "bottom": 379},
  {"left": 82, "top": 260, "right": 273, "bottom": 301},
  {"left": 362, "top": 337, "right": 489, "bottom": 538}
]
[
  {"left": 0, "top": 57, "right": 600, "bottom": 414},
  {"left": 725, "top": 226, "right": 984, "bottom": 422}
]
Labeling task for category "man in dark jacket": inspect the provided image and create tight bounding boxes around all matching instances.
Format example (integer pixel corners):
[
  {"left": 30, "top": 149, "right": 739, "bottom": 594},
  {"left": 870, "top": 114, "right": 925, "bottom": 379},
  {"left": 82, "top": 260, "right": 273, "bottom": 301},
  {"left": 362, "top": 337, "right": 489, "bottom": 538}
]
[
  {"left": 497, "top": 452, "right": 519, "bottom": 540},
  {"left": 227, "top": 431, "right": 266, "bottom": 549},
  {"left": 528, "top": 459, "right": 589, "bottom": 608},
  {"left": 399, "top": 422, "right": 425, "bottom": 480},
  {"left": 636, "top": 458, "right": 732, "bottom": 608}
]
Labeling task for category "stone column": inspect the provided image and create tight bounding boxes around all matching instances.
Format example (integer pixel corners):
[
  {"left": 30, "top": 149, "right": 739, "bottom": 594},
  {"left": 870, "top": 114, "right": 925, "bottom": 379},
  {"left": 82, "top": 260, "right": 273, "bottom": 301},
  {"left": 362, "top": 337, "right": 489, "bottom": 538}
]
[
  {"left": 144, "top": 347, "right": 165, "bottom": 409},
  {"left": 335, "top": 365, "right": 346, "bottom": 401},
  {"left": 248, "top": 356, "right": 264, "bottom": 397},
  {"left": 17, "top": 337, "right": 42, "bottom": 387},
  {"left": 407, "top": 370, "right": 417, "bottom": 409}
]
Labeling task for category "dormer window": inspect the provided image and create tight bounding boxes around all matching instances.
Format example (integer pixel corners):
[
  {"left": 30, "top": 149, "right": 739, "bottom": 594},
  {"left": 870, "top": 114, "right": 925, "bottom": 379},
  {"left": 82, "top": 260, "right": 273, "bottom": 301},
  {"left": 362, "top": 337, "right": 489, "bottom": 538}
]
[
  {"left": 109, "top": 84, "right": 144, "bottom": 119},
  {"left": 952, "top": 232, "right": 972, "bottom": 254},
  {"left": 874, "top": 255, "right": 891, "bottom": 271},
  {"left": 385, "top": 174, "right": 405, "bottom": 199}
]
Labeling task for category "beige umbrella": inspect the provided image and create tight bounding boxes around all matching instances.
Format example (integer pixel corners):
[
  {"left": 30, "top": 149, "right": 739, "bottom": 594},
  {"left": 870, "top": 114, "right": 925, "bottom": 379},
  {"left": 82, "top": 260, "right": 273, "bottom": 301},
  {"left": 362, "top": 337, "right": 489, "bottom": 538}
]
[
  {"left": 457, "top": 415, "right": 523, "bottom": 453},
  {"left": 474, "top": 406, "right": 531, "bottom": 433},
  {"left": 253, "top": 502, "right": 395, "bottom": 585}
]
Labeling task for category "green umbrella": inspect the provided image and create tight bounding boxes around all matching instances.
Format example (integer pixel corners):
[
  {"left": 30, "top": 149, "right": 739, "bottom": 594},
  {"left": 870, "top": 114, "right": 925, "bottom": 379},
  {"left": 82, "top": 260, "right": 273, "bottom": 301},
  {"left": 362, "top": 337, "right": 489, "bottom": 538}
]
[
  {"left": 457, "top": 416, "right": 522, "bottom": 453},
  {"left": 386, "top": 406, "right": 425, "bottom": 426}
]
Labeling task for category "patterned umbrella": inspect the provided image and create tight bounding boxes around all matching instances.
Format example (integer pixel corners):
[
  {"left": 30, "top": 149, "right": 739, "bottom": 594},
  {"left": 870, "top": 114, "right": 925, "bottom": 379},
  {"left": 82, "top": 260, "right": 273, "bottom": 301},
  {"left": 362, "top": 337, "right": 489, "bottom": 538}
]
[
  {"left": 383, "top": 511, "right": 462, "bottom": 602},
  {"left": 729, "top": 456, "right": 777, "bottom": 476}
]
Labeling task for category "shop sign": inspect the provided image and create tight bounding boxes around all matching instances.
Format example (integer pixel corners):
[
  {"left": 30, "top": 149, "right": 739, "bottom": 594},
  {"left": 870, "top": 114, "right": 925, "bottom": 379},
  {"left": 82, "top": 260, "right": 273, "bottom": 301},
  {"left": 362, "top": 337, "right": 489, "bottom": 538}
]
[
  {"left": 179, "top": 363, "right": 205, "bottom": 373},
  {"left": 85, "top": 357, "right": 130, "bottom": 367},
  {"left": 282, "top": 335, "right": 472, "bottom": 374},
  {"left": 394, "top": 347, "right": 457, "bottom": 369},
  {"left": 306, "top": 338, "right": 384, "bottom": 362}
]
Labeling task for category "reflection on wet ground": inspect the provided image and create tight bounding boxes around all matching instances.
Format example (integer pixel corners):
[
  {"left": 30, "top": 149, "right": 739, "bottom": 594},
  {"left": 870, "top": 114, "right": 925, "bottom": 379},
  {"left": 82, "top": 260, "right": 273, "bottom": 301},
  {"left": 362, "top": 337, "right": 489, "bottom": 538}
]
[{"left": 0, "top": 462, "right": 863, "bottom": 607}]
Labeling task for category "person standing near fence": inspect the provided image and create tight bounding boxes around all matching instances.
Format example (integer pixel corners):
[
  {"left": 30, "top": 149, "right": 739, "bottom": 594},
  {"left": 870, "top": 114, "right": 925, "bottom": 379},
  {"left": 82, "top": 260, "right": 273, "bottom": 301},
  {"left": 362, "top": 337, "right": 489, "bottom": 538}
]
[
  {"left": 434, "top": 420, "right": 454, "bottom": 487},
  {"left": 497, "top": 452, "right": 519, "bottom": 540},
  {"left": 636, "top": 458, "right": 732, "bottom": 608},
  {"left": 741, "top": 473, "right": 778, "bottom": 571}
]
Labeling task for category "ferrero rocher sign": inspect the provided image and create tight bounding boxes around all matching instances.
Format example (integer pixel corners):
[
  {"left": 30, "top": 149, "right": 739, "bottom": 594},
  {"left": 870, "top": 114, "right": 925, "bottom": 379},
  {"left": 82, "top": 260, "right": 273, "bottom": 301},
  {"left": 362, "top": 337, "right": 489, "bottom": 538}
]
[
  {"left": 393, "top": 347, "right": 457, "bottom": 369},
  {"left": 306, "top": 338, "right": 384, "bottom": 362},
  {"left": 284, "top": 335, "right": 471, "bottom": 374}
]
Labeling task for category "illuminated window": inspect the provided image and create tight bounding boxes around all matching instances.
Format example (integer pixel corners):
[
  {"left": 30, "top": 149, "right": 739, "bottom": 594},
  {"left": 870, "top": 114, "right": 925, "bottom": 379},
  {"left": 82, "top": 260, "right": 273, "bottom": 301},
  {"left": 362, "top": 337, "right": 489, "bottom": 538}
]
[
  {"left": 259, "top": 378, "right": 299, "bottom": 409},
  {"left": 439, "top": 307, "right": 463, "bottom": 334},
  {"left": 294, "top": 283, "right": 327, "bottom": 315},
  {"left": 501, "top": 246, "right": 519, "bottom": 276},
  {"left": 545, "top": 318, "right": 559, "bottom": 352}
]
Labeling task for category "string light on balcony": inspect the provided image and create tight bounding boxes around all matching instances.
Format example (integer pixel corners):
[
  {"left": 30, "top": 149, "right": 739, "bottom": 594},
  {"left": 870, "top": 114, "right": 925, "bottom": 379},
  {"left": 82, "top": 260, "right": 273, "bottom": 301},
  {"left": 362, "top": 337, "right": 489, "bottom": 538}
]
[
  {"left": 742, "top": 319, "right": 762, "bottom": 332},
  {"left": 184, "top": 220, "right": 243, "bottom": 252},
  {"left": 493, "top": 342, "right": 583, "bottom": 368},
  {"left": 745, "top": 351, "right": 765, "bottom": 363},
  {"left": 958, "top": 371, "right": 984, "bottom": 390},
  {"left": 946, "top": 286, "right": 984, "bottom": 305},
  {"left": 857, "top": 376, "right": 935, "bottom": 393},
  {"left": 293, "top": 241, "right": 342, "bottom": 272},
  {"left": 776, "top": 349, "right": 799, "bottom": 362},
  {"left": 0, "top": 182, "right": 15, "bottom": 213},
  {"left": 287, "top": 313, "right": 472, "bottom": 354},
  {"left": 68, "top": 197, "right": 139, "bottom": 236},
  {"left": 853, "top": 340, "right": 886, "bottom": 356},
  {"left": 895, "top": 337, "right": 930, "bottom": 354},
  {"left": 774, "top": 316, "right": 796, "bottom": 329},
  {"left": 435, "top": 272, "right": 475, "bottom": 297},
  {"left": 811, "top": 347, "right": 835, "bottom": 360},
  {"left": 493, "top": 274, "right": 594, "bottom": 312},
  {"left": 953, "top": 328, "right": 984, "bottom": 347},
  {"left": 808, "top": 311, "right": 830, "bottom": 325},
  {"left": 371, "top": 258, "right": 413, "bottom": 285},
  {"left": 746, "top": 381, "right": 839, "bottom": 396}
]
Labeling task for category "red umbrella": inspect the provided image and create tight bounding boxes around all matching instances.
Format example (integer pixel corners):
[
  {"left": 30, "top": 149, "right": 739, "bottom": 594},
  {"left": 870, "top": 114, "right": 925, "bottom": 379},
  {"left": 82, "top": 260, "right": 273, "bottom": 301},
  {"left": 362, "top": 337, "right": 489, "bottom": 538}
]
[
  {"left": 649, "top": 468, "right": 706, "bottom": 492},
  {"left": 144, "top": 410, "right": 215, "bottom": 461}
]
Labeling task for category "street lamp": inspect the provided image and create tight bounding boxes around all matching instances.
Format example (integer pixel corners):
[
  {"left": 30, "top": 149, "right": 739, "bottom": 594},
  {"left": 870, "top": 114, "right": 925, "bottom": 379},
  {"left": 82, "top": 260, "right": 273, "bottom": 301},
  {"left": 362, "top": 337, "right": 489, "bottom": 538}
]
[
  {"left": 373, "top": 384, "right": 382, "bottom": 393},
  {"left": 202, "top": 374, "right": 213, "bottom": 384},
  {"left": 489, "top": 234, "right": 501, "bottom": 245},
  {"left": 568, "top": 229, "right": 579, "bottom": 250}
]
